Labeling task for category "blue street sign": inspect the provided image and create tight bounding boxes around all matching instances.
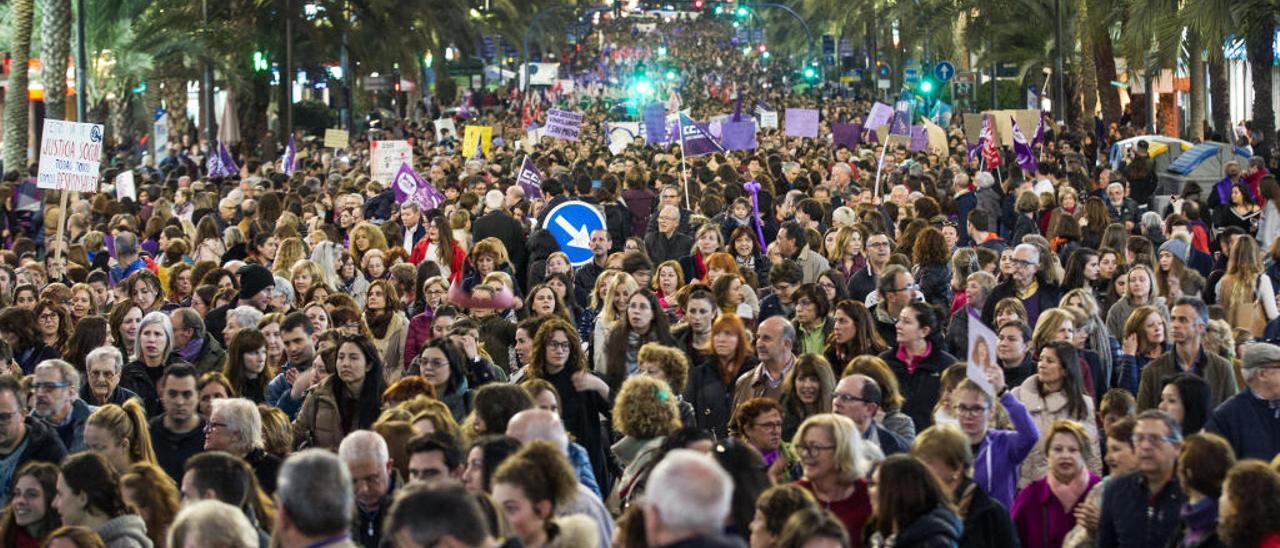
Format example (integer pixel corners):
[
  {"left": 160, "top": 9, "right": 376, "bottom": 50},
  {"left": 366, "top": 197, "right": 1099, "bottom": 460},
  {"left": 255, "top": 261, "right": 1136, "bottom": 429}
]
[
  {"left": 934, "top": 61, "right": 956, "bottom": 82},
  {"left": 904, "top": 68, "right": 919, "bottom": 83},
  {"left": 543, "top": 201, "right": 606, "bottom": 266}
]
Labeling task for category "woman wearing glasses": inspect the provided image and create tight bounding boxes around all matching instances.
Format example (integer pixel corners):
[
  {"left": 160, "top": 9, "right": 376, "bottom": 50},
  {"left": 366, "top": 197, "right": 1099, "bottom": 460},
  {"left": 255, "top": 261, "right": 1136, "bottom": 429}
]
[
  {"left": 527, "top": 317, "right": 612, "bottom": 495},
  {"left": 417, "top": 338, "right": 475, "bottom": 423},
  {"left": 951, "top": 364, "right": 1040, "bottom": 511},
  {"left": 731, "top": 398, "right": 802, "bottom": 484},
  {"left": 791, "top": 413, "right": 873, "bottom": 545}
]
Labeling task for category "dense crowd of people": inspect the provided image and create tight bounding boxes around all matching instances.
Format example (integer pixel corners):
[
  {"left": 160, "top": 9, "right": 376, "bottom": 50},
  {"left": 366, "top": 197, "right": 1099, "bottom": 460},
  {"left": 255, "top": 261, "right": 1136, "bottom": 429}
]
[{"left": 0, "top": 10, "right": 1277, "bottom": 548}]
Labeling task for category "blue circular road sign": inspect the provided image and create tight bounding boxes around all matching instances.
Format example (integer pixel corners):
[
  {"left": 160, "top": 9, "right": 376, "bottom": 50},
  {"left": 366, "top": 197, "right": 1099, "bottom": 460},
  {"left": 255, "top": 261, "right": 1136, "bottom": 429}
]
[
  {"left": 934, "top": 61, "right": 956, "bottom": 82},
  {"left": 543, "top": 201, "right": 607, "bottom": 266}
]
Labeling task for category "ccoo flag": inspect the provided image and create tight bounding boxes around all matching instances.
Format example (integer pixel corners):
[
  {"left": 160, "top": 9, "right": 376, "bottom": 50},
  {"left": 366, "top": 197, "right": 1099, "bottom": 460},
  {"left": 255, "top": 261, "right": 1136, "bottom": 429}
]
[
  {"left": 516, "top": 157, "right": 544, "bottom": 199},
  {"left": 1010, "top": 115, "right": 1038, "bottom": 173},
  {"left": 392, "top": 162, "right": 446, "bottom": 212},
  {"left": 281, "top": 135, "right": 297, "bottom": 176},
  {"left": 678, "top": 113, "right": 726, "bottom": 157},
  {"left": 1031, "top": 111, "right": 1046, "bottom": 147}
]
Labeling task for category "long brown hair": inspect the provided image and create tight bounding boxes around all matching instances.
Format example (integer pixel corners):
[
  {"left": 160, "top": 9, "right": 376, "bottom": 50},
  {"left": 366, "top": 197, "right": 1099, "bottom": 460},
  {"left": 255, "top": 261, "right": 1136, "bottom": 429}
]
[
  {"left": 603, "top": 289, "right": 673, "bottom": 390},
  {"left": 872, "top": 454, "right": 957, "bottom": 537},
  {"left": 0, "top": 462, "right": 60, "bottom": 545},
  {"left": 530, "top": 318, "right": 588, "bottom": 378},
  {"left": 826, "top": 300, "right": 888, "bottom": 364},
  {"left": 120, "top": 462, "right": 180, "bottom": 548},
  {"left": 1218, "top": 460, "right": 1280, "bottom": 547},
  {"left": 223, "top": 328, "right": 273, "bottom": 399}
]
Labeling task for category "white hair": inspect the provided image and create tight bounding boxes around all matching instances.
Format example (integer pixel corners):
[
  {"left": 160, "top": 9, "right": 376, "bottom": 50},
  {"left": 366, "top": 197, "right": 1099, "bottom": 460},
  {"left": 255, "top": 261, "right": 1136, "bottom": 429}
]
[
  {"left": 86, "top": 346, "right": 125, "bottom": 375},
  {"left": 645, "top": 450, "right": 733, "bottom": 534},
  {"left": 227, "top": 306, "right": 264, "bottom": 332},
  {"left": 134, "top": 311, "right": 175, "bottom": 359},
  {"left": 974, "top": 171, "right": 995, "bottom": 189},
  {"left": 1014, "top": 243, "right": 1041, "bottom": 265},
  {"left": 168, "top": 499, "right": 259, "bottom": 548},
  {"left": 273, "top": 276, "right": 295, "bottom": 304},
  {"left": 338, "top": 430, "right": 390, "bottom": 465},
  {"left": 212, "top": 398, "right": 263, "bottom": 454},
  {"left": 507, "top": 409, "right": 570, "bottom": 452}
]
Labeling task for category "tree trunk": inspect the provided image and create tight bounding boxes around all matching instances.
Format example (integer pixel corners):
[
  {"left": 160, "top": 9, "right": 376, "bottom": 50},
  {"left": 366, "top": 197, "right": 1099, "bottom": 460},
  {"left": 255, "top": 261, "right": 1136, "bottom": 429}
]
[
  {"left": 40, "top": 0, "right": 70, "bottom": 122},
  {"left": 4, "top": 0, "right": 34, "bottom": 173},
  {"left": 160, "top": 78, "right": 191, "bottom": 140},
  {"left": 108, "top": 95, "right": 129, "bottom": 144},
  {"left": 1076, "top": 0, "right": 1098, "bottom": 135},
  {"left": 1246, "top": 20, "right": 1275, "bottom": 163},
  {"left": 1188, "top": 32, "right": 1205, "bottom": 142},
  {"left": 1092, "top": 23, "right": 1122, "bottom": 127},
  {"left": 1209, "top": 55, "right": 1230, "bottom": 141}
]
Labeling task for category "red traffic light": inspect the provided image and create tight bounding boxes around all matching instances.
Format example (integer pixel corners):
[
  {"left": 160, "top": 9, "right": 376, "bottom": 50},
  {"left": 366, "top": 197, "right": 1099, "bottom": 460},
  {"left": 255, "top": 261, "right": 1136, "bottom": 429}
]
[
  {"left": 757, "top": 44, "right": 767, "bottom": 53},
  {"left": 693, "top": 0, "right": 704, "bottom": 8}
]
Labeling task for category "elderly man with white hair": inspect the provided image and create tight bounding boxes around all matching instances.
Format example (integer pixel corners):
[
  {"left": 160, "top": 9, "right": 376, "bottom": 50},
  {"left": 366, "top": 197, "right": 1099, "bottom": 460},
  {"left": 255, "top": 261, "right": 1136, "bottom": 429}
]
[
  {"left": 205, "top": 398, "right": 281, "bottom": 493},
  {"left": 338, "top": 430, "right": 401, "bottom": 548},
  {"left": 168, "top": 500, "right": 260, "bottom": 548},
  {"left": 1205, "top": 343, "right": 1280, "bottom": 461},
  {"left": 81, "top": 346, "right": 140, "bottom": 407},
  {"left": 643, "top": 449, "right": 739, "bottom": 547},
  {"left": 31, "top": 359, "right": 94, "bottom": 452},
  {"left": 981, "top": 243, "right": 1061, "bottom": 328},
  {"left": 506, "top": 409, "right": 614, "bottom": 547},
  {"left": 644, "top": 204, "right": 694, "bottom": 265}
]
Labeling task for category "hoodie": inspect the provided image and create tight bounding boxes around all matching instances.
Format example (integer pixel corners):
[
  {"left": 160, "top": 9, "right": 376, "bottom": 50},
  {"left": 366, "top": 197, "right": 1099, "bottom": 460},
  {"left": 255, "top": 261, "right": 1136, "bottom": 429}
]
[
  {"left": 97, "top": 514, "right": 153, "bottom": 548},
  {"left": 887, "top": 506, "right": 964, "bottom": 548}
]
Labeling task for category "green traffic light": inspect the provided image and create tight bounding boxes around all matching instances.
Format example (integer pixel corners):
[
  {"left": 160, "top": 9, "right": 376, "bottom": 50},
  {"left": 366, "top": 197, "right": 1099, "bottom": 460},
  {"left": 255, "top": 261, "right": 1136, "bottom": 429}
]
[
  {"left": 761, "top": 51, "right": 771, "bottom": 60},
  {"left": 635, "top": 80, "right": 654, "bottom": 95},
  {"left": 665, "top": 70, "right": 677, "bottom": 81},
  {"left": 803, "top": 67, "right": 816, "bottom": 79},
  {"left": 658, "top": 46, "right": 668, "bottom": 57},
  {"left": 735, "top": 6, "right": 748, "bottom": 17},
  {"left": 920, "top": 80, "right": 934, "bottom": 93}
]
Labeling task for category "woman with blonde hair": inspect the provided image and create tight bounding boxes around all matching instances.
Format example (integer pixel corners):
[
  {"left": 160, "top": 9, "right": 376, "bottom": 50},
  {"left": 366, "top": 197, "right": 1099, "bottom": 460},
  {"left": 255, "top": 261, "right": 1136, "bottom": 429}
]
[
  {"left": 257, "top": 404, "right": 293, "bottom": 458},
  {"left": 119, "top": 462, "right": 180, "bottom": 548},
  {"left": 636, "top": 343, "right": 695, "bottom": 426},
  {"left": 591, "top": 272, "right": 638, "bottom": 373},
  {"left": 1217, "top": 236, "right": 1278, "bottom": 337},
  {"left": 678, "top": 223, "right": 725, "bottom": 282},
  {"left": 270, "top": 237, "right": 306, "bottom": 279},
  {"left": 68, "top": 283, "right": 100, "bottom": 323},
  {"left": 1011, "top": 420, "right": 1101, "bottom": 547},
  {"left": 791, "top": 413, "right": 873, "bottom": 540},
  {"left": 84, "top": 399, "right": 157, "bottom": 472},
  {"left": 348, "top": 221, "right": 389, "bottom": 265},
  {"left": 611, "top": 375, "right": 682, "bottom": 506},
  {"left": 288, "top": 260, "right": 326, "bottom": 306}
]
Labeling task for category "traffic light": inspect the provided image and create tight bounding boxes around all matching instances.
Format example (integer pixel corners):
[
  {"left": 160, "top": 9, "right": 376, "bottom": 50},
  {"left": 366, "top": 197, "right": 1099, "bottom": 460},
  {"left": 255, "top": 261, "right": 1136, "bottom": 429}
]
[
  {"left": 422, "top": 51, "right": 434, "bottom": 66},
  {"left": 693, "top": 0, "right": 704, "bottom": 8},
  {"left": 252, "top": 51, "right": 269, "bottom": 72},
  {"left": 757, "top": 44, "right": 767, "bottom": 54},
  {"left": 735, "top": 6, "right": 749, "bottom": 17},
  {"left": 634, "top": 79, "right": 654, "bottom": 95},
  {"left": 803, "top": 66, "right": 817, "bottom": 81},
  {"left": 665, "top": 69, "right": 677, "bottom": 81},
  {"left": 919, "top": 77, "right": 936, "bottom": 95}
]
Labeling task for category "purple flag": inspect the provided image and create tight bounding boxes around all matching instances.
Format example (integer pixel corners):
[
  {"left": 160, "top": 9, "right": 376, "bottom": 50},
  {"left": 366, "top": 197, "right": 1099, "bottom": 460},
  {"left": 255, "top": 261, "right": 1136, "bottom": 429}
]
[
  {"left": 866, "top": 102, "right": 893, "bottom": 129},
  {"left": 207, "top": 140, "right": 238, "bottom": 178},
  {"left": 516, "top": 157, "right": 544, "bottom": 199},
  {"left": 282, "top": 135, "right": 297, "bottom": 176},
  {"left": 784, "top": 108, "right": 820, "bottom": 138},
  {"left": 832, "top": 123, "right": 862, "bottom": 148},
  {"left": 644, "top": 103, "right": 668, "bottom": 144},
  {"left": 888, "top": 101, "right": 912, "bottom": 138},
  {"left": 909, "top": 125, "right": 928, "bottom": 152},
  {"left": 721, "top": 119, "right": 758, "bottom": 150},
  {"left": 679, "top": 113, "right": 725, "bottom": 157},
  {"left": 392, "top": 162, "right": 445, "bottom": 211},
  {"left": 1011, "top": 116, "right": 1038, "bottom": 173},
  {"left": 1031, "top": 112, "right": 1046, "bottom": 147}
]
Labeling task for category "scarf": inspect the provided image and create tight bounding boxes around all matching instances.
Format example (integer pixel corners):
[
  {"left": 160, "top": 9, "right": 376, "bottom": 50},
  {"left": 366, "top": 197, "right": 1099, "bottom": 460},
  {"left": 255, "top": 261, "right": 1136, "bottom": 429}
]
[
  {"left": 367, "top": 310, "right": 394, "bottom": 339},
  {"left": 694, "top": 251, "right": 708, "bottom": 280},
  {"left": 1047, "top": 467, "right": 1090, "bottom": 512},
  {"left": 1179, "top": 497, "right": 1219, "bottom": 547},
  {"left": 177, "top": 336, "right": 204, "bottom": 363}
]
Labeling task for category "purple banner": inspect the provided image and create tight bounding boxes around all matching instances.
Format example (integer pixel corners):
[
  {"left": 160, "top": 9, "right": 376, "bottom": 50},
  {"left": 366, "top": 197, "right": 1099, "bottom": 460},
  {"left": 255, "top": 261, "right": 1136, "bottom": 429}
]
[
  {"left": 644, "top": 102, "right": 669, "bottom": 144},
  {"left": 721, "top": 119, "right": 758, "bottom": 150},
  {"left": 832, "top": 123, "right": 862, "bottom": 148},
  {"left": 679, "top": 113, "right": 726, "bottom": 157},
  {"left": 784, "top": 108, "right": 819, "bottom": 138},
  {"left": 866, "top": 102, "right": 893, "bottom": 129},
  {"left": 909, "top": 125, "right": 928, "bottom": 152},
  {"left": 392, "top": 162, "right": 445, "bottom": 211},
  {"left": 516, "top": 157, "right": 544, "bottom": 199},
  {"left": 1010, "top": 115, "right": 1038, "bottom": 173}
]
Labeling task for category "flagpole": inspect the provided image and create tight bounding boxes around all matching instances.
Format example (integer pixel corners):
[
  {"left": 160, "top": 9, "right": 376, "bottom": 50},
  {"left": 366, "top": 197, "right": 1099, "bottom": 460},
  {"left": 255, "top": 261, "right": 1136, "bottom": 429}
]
[
  {"left": 677, "top": 115, "right": 691, "bottom": 211},
  {"left": 873, "top": 141, "right": 889, "bottom": 201}
]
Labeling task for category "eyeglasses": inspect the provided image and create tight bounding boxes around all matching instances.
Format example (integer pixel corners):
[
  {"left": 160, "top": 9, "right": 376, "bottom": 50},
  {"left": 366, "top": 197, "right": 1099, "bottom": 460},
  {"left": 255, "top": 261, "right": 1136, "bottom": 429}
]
[
  {"left": 1011, "top": 258, "right": 1039, "bottom": 268},
  {"left": 547, "top": 340, "right": 573, "bottom": 351},
  {"left": 419, "top": 358, "right": 450, "bottom": 370},
  {"left": 886, "top": 284, "right": 920, "bottom": 294},
  {"left": 796, "top": 298, "right": 815, "bottom": 306},
  {"left": 796, "top": 443, "right": 837, "bottom": 456},
  {"left": 1131, "top": 433, "right": 1181, "bottom": 446},
  {"left": 38, "top": 313, "right": 57, "bottom": 322},
  {"left": 955, "top": 404, "right": 989, "bottom": 416},
  {"left": 33, "top": 382, "right": 69, "bottom": 392},
  {"left": 832, "top": 393, "right": 871, "bottom": 404}
]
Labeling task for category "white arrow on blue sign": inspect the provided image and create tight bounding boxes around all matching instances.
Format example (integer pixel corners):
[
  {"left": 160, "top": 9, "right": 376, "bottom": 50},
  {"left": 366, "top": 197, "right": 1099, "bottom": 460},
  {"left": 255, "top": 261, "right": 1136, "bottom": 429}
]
[
  {"left": 542, "top": 201, "right": 607, "bottom": 266},
  {"left": 934, "top": 61, "right": 956, "bottom": 82}
]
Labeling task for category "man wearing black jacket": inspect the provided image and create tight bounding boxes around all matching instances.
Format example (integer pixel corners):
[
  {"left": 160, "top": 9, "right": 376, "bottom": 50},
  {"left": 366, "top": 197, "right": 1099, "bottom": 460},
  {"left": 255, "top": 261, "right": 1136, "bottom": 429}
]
[
  {"left": 0, "top": 374, "right": 66, "bottom": 505},
  {"left": 982, "top": 244, "right": 1061, "bottom": 329}
]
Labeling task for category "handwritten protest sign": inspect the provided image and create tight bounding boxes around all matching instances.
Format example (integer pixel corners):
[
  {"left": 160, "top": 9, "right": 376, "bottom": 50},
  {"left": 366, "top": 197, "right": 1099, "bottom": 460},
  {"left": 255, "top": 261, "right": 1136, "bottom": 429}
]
[
  {"left": 370, "top": 140, "right": 413, "bottom": 184},
  {"left": 38, "top": 120, "right": 105, "bottom": 193},
  {"left": 544, "top": 109, "right": 584, "bottom": 142}
]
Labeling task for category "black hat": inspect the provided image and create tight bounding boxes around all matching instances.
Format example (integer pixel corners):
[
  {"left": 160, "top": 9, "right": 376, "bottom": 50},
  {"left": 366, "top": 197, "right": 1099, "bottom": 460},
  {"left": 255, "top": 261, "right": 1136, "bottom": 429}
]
[{"left": 238, "top": 264, "right": 274, "bottom": 300}]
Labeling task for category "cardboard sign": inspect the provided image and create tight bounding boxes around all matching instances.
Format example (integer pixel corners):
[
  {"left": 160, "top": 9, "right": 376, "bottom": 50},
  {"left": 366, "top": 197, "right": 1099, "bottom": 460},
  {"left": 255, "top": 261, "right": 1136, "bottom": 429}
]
[
  {"left": 433, "top": 118, "right": 458, "bottom": 141},
  {"left": 324, "top": 128, "right": 349, "bottom": 149},
  {"left": 784, "top": 108, "right": 819, "bottom": 138},
  {"left": 462, "top": 126, "right": 493, "bottom": 158},
  {"left": 544, "top": 109, "right": 584, "bottom": 142},
  {"left": 370, "top": 140, "right": 413, "bottom": 184},
  {"left": 37, "top": 120, "right": 105, "bottom": 193}
]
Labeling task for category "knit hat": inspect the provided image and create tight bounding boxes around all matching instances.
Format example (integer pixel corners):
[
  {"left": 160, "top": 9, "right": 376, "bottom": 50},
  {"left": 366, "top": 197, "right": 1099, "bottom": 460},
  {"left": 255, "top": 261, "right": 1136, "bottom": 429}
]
[
  {"left": 1158, "top": 238, "right": 1189, "bottom": 264},
  {"left": 1242, "top": 343, "right": 1280, "bottom": 371},
  {"left": 238, "top": 264, "right": 275, "bottom": 300}
]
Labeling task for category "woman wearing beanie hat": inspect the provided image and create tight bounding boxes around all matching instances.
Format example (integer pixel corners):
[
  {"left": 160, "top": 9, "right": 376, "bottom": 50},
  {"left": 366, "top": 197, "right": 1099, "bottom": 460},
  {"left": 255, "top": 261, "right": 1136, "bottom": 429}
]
[{"left": 1156, "top": 237, "right": 1191, "bottom": 299}]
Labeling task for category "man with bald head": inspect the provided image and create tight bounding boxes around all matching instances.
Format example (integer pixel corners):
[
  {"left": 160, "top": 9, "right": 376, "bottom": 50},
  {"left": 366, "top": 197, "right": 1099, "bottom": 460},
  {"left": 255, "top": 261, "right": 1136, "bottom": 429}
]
[
  {"left": 505, "top": 409, "right": 615, "bottom": 547},
  {"left": 644, "top": 205, "right": 693, "bottom": 265},
  {"left": 732, "top": 317, "right": 796, "bottom": 410},
  {"left": 832, "top": 375, "right": 910, "bottom": 456}
]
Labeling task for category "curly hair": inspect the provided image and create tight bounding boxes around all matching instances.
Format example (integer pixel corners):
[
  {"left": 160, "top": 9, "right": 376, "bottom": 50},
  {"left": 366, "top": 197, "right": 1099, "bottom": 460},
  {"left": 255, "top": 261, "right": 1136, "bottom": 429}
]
[
  {"left": 1219, "top": 460, "right": 1280, "bottom": 547},
  {"left": 382, "top": 376, "right": 437, "bottom": 409},
  {"left": 636, "top": 342, "right": 689, "bottom": 394},
  {"left": 754, "top": 484, "right": 817, "bottom": 539},
  {"left": 529, "top": 318, "right": 588, "bottom": 378},
  {"left": 729, "top": 397, "right": 784, "bottom": 440},
  {"left": 257, "top": 404, "right": 293, "bottom": 457},
  {"left": 490, "top": 440, "right": 579, "bottom": 512},
  {"left": 613, "top": 376, "right": 681, "bottom": 439},
  {"left": 911, "top": 227, "right": 950, "bottom": 267}
]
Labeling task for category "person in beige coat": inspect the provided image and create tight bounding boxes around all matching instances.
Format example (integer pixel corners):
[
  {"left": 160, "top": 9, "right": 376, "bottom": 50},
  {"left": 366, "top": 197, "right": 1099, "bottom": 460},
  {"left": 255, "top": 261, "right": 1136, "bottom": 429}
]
[
  {"left": 291, "top": 335, "right": 385, "bottom": 451},
  {"left": 1012, "top": 341, "right": 1102, "bottom": 488},
  {"left": 364, "top": 280, "right": 409, "bottom": 386}
]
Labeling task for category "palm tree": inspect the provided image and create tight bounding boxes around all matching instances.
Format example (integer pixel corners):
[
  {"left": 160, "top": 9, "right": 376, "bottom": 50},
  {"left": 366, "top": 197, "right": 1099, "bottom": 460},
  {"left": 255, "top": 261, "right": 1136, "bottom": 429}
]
[
  {"left": 41, "top": 0, "right": 72, "bottom": 121},
  {"left": 1075, "top": 0, "right": 1097, "bottom": 134},
  {"left": 4, "top": 0, "right": 34, "bottom": 172},
  {"left": 1238, "top": 0, "right": 1276, "bottom": 158}
]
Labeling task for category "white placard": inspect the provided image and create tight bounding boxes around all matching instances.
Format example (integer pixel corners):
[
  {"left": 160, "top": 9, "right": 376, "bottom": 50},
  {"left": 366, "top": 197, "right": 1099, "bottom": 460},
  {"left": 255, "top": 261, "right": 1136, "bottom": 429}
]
[
  {"left": 758, "top": 110, "right": 779, "bottom": 129},
  {"left": 433, "top": 118, "right": 458, "bottom": 142},
  {"left": 37, "top": 119, "right": 104, "bottom": 193},
  {"left": 370, "top": 140, "right": 413, "bottom": 184},
  {"left": 114, "top": 170, "right": 136, "bottom": 201}
]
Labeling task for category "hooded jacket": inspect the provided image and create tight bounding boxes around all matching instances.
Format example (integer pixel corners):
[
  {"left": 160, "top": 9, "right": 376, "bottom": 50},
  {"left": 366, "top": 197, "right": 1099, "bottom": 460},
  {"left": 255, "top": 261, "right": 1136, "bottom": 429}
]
[
  {"left": 877, "top": 505, "right": 964, "bottom": 548},
  {"left": 97, "top": 514, "right": 153, "bottom": 548}
]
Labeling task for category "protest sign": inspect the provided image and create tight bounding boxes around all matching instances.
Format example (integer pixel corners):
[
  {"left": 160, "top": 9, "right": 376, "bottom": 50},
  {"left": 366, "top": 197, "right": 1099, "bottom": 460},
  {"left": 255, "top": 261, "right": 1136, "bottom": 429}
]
[
  {"left": 324, "top": 128, "right": 350, "bottom": 149},
  {"left": 114, "top": 170, "right": 136, "bottom": 201},
  {"left": 784, "top": 108, "right": 819, "bottom": 138},
  {"left": 967, "top": 314, "right": 999, "bottom": 397},
  {"left": 38, "top": 120, "right": 105, "bottom": 193},
  {"left": 462, "top": 126, "right": 493, "bottom": 158},
  {"left": 544, "top": 109, "right": 584, "bottom": 141},
  {"left": 606, "top": 122, "right": 642, "bottom": 155},
  {"left": 371, "top": 140, "right": 413, "bottom": 184},
  {"left": 832, "top": 123, "right": 861, "bottom": 148},
  {"left": 433, "top": 118, "right": 458, "bottom": 142},
  {"left": 721, "top": 119, "right": 758, "bottom": 151}
]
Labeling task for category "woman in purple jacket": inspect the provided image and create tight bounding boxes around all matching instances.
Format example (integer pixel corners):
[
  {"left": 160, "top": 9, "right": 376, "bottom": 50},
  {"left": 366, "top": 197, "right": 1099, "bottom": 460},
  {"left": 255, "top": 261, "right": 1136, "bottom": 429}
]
[
  {"left": 1011, "top": 420, "right": 1101, "bottom": 547},
  {"left": 952, "top": 365, "right": 1040, "bottom": 510}
]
